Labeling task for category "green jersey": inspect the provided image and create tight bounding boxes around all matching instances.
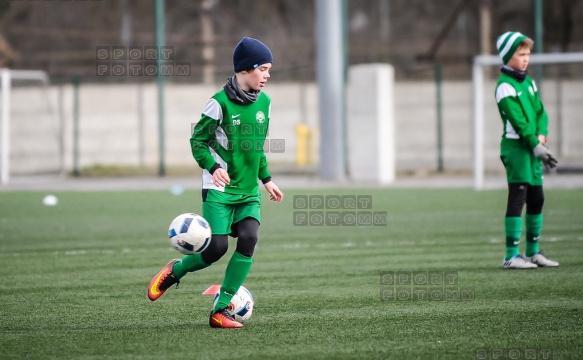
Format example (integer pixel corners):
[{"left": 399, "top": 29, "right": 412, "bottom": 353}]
[
  {"left": 191, "top": 89, "right": 271, "bottom": 196},
  {"left": 495, "top": 73, "right": 548, "bottom": 150}
]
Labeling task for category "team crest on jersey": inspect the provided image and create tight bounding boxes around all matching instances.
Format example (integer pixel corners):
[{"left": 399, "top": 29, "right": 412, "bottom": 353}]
[
  {"left": 529, "top": 86, "right": 534, "bottom": 96},
  {"left": 256, "top": 111, "right": 265, "bottom": 123}
]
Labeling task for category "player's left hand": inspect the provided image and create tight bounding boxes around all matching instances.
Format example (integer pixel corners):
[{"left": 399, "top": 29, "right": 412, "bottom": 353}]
[
  {"left": 538, "top": 134, "right": 547, "bottom": 145},
  {"left": 533, "top": 143, "right": 558, "bottom": 169},
  {"left": 264, "top": 181, "right": 284, "bottom": 202}
]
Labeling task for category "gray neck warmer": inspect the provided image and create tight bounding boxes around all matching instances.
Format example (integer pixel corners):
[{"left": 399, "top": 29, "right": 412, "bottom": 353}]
[{"left": 224, "top": 76, "right": 259, "bottom": 105}]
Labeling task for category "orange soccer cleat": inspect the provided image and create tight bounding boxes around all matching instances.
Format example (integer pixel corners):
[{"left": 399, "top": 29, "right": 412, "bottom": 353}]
[
  {"left": 209, "top": 308, "right": 243, "bottom": 328},
  {"left": 148, "top": 259, "right": 180, "bottom": 301}
]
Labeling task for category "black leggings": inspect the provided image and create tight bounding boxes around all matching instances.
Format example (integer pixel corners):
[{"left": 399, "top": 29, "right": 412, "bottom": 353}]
[
  {"left": 506, "top": 183, "right": 545, "bottom": 217},
  {"left": 201, "top": 217, "right": 260, "bottom": 264}
]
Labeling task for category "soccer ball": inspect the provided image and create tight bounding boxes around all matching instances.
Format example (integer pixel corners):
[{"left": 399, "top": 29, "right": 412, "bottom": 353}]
[
  {"left": 213, "top": 286, "right": 254, "bottom": 323},
  {"left": 168, "top": 213, "right": 212, "bottom": 255}
]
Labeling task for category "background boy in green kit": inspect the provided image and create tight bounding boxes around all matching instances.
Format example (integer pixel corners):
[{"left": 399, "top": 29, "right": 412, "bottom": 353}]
[
  {"left": 148, "top": 37, "right": 284, "bottom": 328},
  {"left": 495, "top": 31, "right": 559, "bottom": 269}
]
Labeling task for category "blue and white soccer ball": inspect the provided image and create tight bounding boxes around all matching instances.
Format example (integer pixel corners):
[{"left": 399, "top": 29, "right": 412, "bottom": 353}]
[
  {"left": 213, "top": 286, "right": 254, "bottom": 323},
  {"left": 168, "top": 213, "right": 212, "bottom": 255}
]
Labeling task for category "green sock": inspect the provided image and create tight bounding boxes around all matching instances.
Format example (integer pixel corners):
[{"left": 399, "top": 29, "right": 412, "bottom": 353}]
[
  {"left": 505, "top": 217, "right": 522, "bottom": 260},
  {"left": 213, "top": 251, "right": 253, "bottom": 312},
  {"left": 525, "top": 213, "right": 543, "bottom": 257},
  {"left": 172, "top": 253, "right": 211, "bottom": 279}
]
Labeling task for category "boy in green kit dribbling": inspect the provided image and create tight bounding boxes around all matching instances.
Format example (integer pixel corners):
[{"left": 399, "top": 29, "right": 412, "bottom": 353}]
[{"left": 148, "top": 37, "right": 284, "bottom": 328}]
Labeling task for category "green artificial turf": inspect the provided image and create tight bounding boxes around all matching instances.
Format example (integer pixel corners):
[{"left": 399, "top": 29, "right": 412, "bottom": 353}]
[{"left": 0, "top": 188, "right": 582, "bottom": 359}]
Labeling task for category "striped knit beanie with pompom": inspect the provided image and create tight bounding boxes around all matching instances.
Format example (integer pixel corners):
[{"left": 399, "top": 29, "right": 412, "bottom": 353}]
[{"left": 496, "top": 31, "right": 528, "bottom": 64}]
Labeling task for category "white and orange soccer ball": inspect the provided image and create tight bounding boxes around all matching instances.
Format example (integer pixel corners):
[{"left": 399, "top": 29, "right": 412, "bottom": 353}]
[{"left": 168, "top": 213, "right": 212, "bottom": 255}]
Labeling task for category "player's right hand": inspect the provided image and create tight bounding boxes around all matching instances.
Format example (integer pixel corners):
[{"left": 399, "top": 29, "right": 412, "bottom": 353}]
[{"left": 212, "top": 168, "right": 231, "bottom": 187}]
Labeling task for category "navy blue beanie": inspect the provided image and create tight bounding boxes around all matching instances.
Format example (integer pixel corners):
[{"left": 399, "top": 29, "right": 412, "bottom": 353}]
[{"left": 233, "top": 37, "right": 273, "bottom": 73}]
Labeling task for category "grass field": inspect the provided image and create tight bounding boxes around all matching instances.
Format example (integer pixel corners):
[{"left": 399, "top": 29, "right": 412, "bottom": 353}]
[{"left": 1, "top": 187, "right": 582, "bottom": 359}]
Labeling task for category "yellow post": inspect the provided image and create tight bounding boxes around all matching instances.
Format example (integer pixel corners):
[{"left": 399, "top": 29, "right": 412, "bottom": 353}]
[{"left": 295, "top": 123, "right": 311, "bottom": 166}]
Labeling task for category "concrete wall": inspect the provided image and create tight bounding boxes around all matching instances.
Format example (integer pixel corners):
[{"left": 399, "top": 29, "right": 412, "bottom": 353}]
[
  {"left": 347, "top": 64, "right": 395, "bottom": 182},
  {"left": 6, "top": 76, "right": 583, "bottom": 175}
]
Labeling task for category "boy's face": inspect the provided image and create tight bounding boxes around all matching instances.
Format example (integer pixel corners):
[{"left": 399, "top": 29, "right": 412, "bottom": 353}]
[
  {"left": 240, "top": 63, "right": 272, "bottom": 91},
  {"left": 507, "top": 45, "right": 530, "bottom": 72}
]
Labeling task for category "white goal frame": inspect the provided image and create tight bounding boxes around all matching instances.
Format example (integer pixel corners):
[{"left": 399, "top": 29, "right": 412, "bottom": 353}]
[
  {"left": 0, "top": 69, "right": 54, "bottom": 185},
  {"left": 472, "top": 52, "right": 583, "bottom": 190}
]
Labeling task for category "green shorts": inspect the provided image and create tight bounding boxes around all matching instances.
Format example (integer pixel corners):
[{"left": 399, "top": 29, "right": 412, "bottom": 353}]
[
  {"left": 500, "top": 141, "right": 543, "bottom": 186},
  {"left": 202, "top": 190, "right": 261, "bottom": 236}
]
